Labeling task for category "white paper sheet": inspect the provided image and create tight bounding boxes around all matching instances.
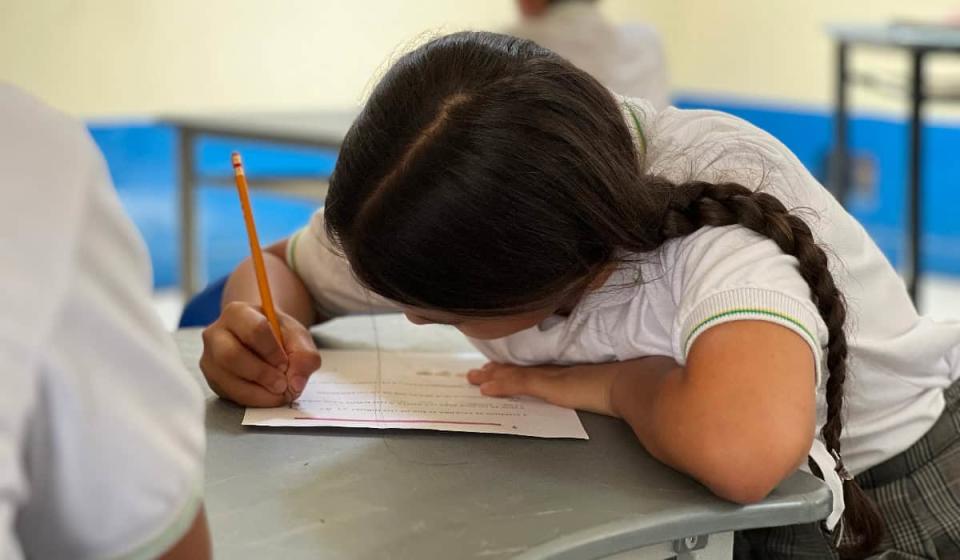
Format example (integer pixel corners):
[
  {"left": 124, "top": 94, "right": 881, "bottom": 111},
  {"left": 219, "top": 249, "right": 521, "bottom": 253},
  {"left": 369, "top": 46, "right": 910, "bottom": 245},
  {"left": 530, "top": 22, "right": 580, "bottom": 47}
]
[{"left": 242, "top": 350, "right": 588, "bottom": 439}]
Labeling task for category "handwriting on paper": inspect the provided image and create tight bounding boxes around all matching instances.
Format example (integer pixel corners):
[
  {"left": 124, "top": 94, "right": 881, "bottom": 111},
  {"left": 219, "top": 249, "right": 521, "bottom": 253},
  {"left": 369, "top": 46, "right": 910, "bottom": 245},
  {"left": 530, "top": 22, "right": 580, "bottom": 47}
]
[{"left": 242, "top": 350, "right": 588, "bottom": 439}]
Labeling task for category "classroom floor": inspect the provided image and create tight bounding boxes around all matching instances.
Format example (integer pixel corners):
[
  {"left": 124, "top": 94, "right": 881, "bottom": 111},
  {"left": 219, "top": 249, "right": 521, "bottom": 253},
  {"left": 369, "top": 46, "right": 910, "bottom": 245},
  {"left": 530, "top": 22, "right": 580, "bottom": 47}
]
[{"left": 155, "top": 274, "right": 960, "bottom": 331}]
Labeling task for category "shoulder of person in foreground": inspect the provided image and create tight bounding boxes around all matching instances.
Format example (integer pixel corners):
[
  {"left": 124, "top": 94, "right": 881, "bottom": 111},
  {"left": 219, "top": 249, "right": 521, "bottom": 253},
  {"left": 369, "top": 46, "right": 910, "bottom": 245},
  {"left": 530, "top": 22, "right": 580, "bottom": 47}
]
[{"left": 0, "top": 83, "right": 210, "bottom": 560}]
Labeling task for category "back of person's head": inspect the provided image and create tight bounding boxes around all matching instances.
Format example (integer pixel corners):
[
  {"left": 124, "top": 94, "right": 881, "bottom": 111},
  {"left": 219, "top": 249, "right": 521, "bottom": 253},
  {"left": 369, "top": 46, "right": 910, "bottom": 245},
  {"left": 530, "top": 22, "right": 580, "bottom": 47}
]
[
  {"left": 516, "top": 0, "right": 598, "bottom": 18},
  {"left": 324, "top": 31, "right": 883, "bottom": 556}
]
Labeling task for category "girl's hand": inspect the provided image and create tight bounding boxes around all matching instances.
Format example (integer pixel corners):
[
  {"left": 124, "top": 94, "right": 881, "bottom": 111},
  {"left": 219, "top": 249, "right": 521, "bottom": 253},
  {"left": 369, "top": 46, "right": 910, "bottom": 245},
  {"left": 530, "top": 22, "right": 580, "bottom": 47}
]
[
  {"left": 200, "top": 301, "right": 322, "bottom": 407},
  {"left": 467, "top": 362, "right": 621, "bottom": 416}
]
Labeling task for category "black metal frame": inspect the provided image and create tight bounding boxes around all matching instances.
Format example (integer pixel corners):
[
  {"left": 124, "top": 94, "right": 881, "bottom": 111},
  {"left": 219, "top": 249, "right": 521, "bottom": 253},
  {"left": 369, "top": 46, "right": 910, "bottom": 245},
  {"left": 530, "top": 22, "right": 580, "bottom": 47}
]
[
  {"left": 832, "top": 40, "right": 945, "bottom": 305},
  {"left": 170, "top": 123, "right": 344, "bottom": 295}
]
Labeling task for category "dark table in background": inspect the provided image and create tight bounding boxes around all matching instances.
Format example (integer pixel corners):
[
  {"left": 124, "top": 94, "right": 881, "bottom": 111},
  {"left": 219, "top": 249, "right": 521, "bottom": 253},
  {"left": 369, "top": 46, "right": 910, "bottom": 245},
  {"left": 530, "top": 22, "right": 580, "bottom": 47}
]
[{"left": 828, "top": 23, "right": 960, "bottom": 304}]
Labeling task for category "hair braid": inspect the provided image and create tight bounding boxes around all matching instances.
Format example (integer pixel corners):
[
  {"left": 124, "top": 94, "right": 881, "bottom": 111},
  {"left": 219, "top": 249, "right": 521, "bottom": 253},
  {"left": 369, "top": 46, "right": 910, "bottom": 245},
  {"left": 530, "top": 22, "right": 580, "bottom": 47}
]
[{"left": 659, "top": 180, "right": 884, "bottom": 558}]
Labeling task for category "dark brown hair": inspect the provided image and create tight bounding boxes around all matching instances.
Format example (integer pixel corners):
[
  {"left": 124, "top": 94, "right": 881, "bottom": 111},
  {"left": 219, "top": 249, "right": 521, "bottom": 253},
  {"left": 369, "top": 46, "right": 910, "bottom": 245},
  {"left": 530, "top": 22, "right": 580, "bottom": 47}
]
[{"left": 325, "top": 31, "right": 882, "bottom": 556}]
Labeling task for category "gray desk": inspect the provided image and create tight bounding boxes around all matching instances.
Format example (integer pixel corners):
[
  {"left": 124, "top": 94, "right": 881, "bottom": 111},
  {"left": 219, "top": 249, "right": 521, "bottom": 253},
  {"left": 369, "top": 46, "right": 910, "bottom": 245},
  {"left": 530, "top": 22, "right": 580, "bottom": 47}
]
[
  {"left": 162, "top": 110, "right": 357, "bottom": 295},
  {"left": 175, "top": 315, "right": 831, "bottom": 559},
  {"left": 827, "top": 23, "right": 960, "bottom": 303}
]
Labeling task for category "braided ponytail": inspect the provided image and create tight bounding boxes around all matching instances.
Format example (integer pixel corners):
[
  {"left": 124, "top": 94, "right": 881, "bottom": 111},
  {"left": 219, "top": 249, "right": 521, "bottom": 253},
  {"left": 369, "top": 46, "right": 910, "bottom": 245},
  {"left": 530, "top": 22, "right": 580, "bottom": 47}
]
[{"left": 658, "top": 179, "right": 884, "bottom": 558}]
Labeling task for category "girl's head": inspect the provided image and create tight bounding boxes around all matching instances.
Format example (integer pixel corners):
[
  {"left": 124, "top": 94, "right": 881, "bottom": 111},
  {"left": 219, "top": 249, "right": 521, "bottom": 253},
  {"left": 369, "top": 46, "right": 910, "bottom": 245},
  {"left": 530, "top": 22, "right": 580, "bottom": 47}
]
[
  {"left": 325, "top": 31, "right": 883, "bottom": 555},
  {"left": 326, "top": 31, "right": 665, "bottom": 336}
]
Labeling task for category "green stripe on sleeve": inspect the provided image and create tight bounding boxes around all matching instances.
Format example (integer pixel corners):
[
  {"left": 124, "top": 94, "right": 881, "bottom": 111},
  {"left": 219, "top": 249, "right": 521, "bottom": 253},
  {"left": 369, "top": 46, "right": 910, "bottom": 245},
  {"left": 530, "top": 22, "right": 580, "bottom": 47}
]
[
  {"left": 287, "top": 228, "right": 304, "bottom": 274},
  {"left": 624, "top": 103, "right": 648, "bottom": 159},
  {"left": 684, "top": 308, "right": 817, "bottom": 354}
]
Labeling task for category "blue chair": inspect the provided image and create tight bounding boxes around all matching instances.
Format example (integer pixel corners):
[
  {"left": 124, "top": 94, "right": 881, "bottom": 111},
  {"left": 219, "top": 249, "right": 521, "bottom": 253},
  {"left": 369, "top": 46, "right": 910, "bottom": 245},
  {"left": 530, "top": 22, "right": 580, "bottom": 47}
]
[{"left": 178, "top": 276, "right": 229, "bottom": 328}]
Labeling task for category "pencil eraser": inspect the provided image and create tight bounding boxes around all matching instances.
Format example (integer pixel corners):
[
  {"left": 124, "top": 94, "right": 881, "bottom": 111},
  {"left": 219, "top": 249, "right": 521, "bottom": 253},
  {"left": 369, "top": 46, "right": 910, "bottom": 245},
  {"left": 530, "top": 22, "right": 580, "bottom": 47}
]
[{"left": 231, "top": 152, "right": 242, "bottom": 168}]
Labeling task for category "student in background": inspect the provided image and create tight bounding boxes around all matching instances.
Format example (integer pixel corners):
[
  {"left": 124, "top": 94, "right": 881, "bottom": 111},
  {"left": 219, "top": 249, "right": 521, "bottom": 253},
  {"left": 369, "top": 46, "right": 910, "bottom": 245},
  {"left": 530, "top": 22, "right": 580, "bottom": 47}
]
[
  {"left": 0, "top": 84, "right": 210, "bottom": 559},
  {"left": 200, "top": 33, "right": 960, "bottom": 558},
  {"left": 506, "top": 0, "right": 670, "bottom": 109}
]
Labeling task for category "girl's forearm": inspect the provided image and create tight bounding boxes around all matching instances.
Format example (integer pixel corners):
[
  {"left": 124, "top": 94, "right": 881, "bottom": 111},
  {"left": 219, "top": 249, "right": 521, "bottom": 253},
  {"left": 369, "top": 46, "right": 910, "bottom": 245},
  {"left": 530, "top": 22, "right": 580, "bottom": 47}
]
[
  {"left": 606, "top": 357, "right": 684, "bottom": 463},
  {"left": 222, "top": 253, "right": 318, "bottom": 327}
]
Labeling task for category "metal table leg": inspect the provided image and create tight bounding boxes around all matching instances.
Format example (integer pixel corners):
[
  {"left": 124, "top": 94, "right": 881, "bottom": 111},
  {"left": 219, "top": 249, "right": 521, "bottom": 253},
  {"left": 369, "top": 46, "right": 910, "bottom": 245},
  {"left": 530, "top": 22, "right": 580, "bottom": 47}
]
[
  {"left": 178, "top": 128, "right": 199, "bottom": 296},
  {"left": 906, "top": 50, "right": 926, "bottom": 304},
  {"left": 832, "top": 41, "right": 851, "bottom": 205},
  {"left": 597, "top": 532, "right": 734, "bottom": 559}
]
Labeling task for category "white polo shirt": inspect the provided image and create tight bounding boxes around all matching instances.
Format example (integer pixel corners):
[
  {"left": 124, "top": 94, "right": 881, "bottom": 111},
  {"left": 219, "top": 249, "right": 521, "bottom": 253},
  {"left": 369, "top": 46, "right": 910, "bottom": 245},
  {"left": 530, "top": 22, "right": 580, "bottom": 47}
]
[
  {"left": 0, "top": 85, "right": 205, "bottom": 559},
  {"left": 287, "top": 98, "right": 960, "bottom": 528}
]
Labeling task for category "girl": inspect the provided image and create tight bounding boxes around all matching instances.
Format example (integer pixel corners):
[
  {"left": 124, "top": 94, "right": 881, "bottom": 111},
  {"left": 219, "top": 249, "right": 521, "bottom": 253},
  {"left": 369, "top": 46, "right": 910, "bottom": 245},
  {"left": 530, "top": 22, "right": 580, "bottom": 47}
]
[{"left": 199, "top": 32, "right": 960, "bottom": 558}]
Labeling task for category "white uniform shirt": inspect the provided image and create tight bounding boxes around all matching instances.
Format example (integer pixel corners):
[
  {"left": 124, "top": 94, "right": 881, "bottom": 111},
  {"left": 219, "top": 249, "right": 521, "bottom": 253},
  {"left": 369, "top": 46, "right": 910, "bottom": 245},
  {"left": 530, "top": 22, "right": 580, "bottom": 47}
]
[
  {"left": 0, "top": 85, "right": 205, "bottom": 559},
  {"left": 506, "top": 1, "right": 670, "bottom": 110},
  {"left": 287, "top": 98, "right": 960, "bottom": 528}
]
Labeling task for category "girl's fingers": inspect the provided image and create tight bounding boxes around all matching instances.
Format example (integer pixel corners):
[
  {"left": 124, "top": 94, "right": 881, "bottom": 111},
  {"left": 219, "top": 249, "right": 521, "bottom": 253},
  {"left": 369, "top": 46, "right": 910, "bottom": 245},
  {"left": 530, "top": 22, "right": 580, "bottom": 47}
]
[
  {"left": 469, "top": 363, "right": 617, "bottom": 416},
  {"left": 467, "top": 369, "right": 491, "bottom": 385},
  {"left": 468, "top": 364, "right": 553, "bottom": 398},
  {"left": 479, "top": 368, "right": 554, "bottom": 400},
  {"left": 467, "top": 362, "right": 504, "bottom": 385},
  {"left": 223, "top": 302, "right": 289, "bottom": 370},
  {"left": 202, "top": 361, "right": 289, "bottom": 408},
  {"left": 204, "top": 328, "right": 288, "bottom": 394},
  {"left": 278, "top": 312, "right": 319, "bottom": 353},
  {"left": 286, "top": 351, "right": 322, "bottom": 396},
  {"left": 273, "top": 311, "right": 322, "bottom": 397}
]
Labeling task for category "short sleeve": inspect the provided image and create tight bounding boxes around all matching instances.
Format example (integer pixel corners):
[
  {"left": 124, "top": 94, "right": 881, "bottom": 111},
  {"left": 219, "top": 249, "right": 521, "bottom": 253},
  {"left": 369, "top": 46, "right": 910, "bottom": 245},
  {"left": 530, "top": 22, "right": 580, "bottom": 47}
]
[
  {"left": 13, "top": 130, "right": 205, "bottom": 560},
  {"left": 0, "top": 85, "right": 88, "bottom": 560},
  {"left": 0, "top": 337, "right": 35, "bottom": 560},
  {"left": 287, "top": 209, "right": 397, "bottom": 317},
  {"left": 667, "top": 225, "right": 829, "bottom": 387}
]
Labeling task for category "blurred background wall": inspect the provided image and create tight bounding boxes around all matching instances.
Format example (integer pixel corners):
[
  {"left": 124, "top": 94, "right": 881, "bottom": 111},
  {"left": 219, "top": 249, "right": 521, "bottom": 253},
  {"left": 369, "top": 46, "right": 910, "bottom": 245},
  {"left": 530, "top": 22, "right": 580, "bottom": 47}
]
[
  {"left": 5, "top": 1, "right": 958, "bottom": 115},
  {"left": 3, "top": 0, "right": 958, "bottom": 324}
]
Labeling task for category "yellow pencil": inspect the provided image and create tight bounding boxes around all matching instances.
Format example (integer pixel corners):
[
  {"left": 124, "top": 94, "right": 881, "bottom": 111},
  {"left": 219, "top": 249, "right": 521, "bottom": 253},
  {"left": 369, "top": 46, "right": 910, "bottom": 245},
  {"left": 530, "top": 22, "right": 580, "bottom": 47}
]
[{"left": 231, "top": 151, "right": 286, "bottom": 349}]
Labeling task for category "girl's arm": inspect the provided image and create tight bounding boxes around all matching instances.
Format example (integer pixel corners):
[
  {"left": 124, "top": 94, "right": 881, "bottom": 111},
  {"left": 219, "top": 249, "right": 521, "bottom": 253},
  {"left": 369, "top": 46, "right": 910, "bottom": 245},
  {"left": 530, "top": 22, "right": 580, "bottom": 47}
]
[
  {"left": 468, "top": 320, "right": 817, "bottom": 504},
  {"left": 222, "top": 238, "right": 321, "bottom": 327},
  {"left": 158, "top": 507, "right": 211, "bottom": 560},
  {"left": 613, "top": 320, "right": 816, "bottom": 503}
]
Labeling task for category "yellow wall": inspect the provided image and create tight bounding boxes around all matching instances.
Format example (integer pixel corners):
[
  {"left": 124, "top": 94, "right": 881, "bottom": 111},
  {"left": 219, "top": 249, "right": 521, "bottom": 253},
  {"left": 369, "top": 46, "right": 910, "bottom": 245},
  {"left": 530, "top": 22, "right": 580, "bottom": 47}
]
[
  {"left": 3, "top": 0, "right": 959, "bottom": 118},
  {"left": 1, "top": 1, "right": 512, "bottom": 117},
  {"left": 632, "top": 0, "right": 960, "bottom": 115}
]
